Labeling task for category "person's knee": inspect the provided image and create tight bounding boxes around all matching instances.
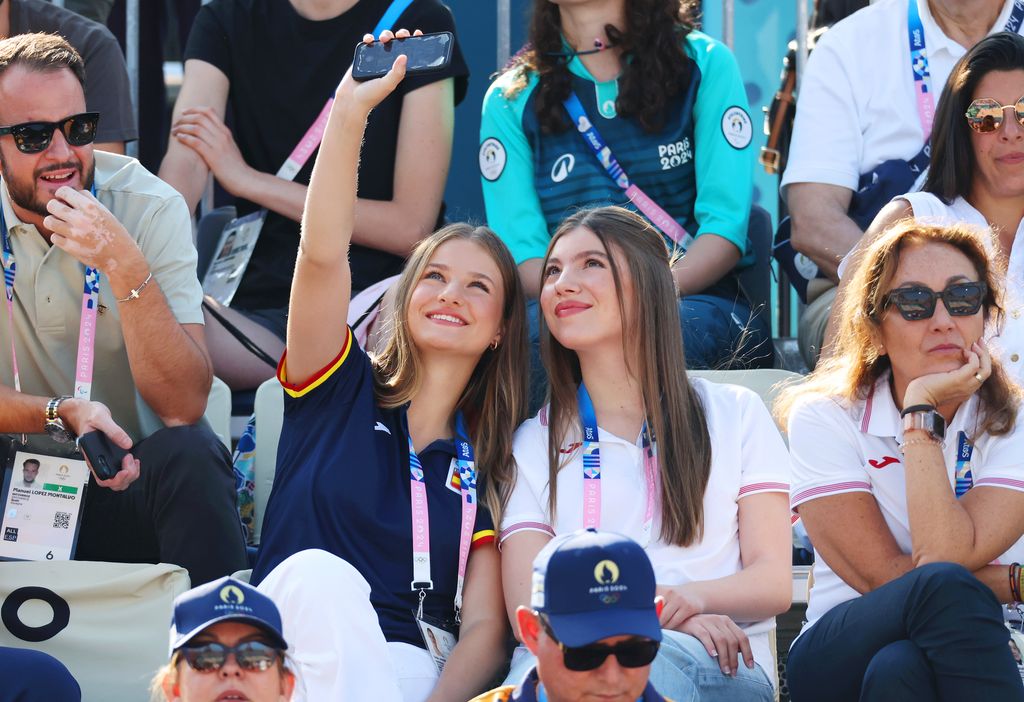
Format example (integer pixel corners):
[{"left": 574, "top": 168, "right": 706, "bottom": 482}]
[
  {"left": 263, "top": 549, "right": 371, "bottom": 600},
  {"left": 907, "top": 562, "right": 1001, "bottom": 620},
  {"left": 862, "top": 641, "right": 932, "bottom": 697},
  {"left": 141, "top": 424, "right": 232, "bottom": 480}
]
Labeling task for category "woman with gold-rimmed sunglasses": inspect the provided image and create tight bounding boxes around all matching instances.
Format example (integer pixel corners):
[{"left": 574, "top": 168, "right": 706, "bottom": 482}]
[{"left": 829, "top": 32, "right": 1024, "bottom": 378}]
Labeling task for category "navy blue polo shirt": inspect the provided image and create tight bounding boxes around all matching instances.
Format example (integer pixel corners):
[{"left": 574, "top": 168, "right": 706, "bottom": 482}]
[{"left": 251, "top": 329, "right": 496, "bottom": 646}]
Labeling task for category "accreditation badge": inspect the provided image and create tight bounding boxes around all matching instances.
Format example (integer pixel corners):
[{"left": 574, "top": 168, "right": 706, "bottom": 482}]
[
  {"left": 414, "top": 611, "right": 458, "bottom": 675},
  {"left": 202, "top": 210, "right": 266, "bottom": 306},
  {"left": 0, "top": 439, "right": 89, "bottom": 561}
]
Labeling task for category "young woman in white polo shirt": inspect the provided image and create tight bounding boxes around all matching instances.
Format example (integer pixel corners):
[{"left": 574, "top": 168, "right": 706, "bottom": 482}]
[
  {"left": 249, "top": 33, "right": 529, "bottom": 702},
  {"left": 834, "top": 32, "right": 1024, "bottom": 378},
  {"left": 779, "top": 220, "right": 1024, "bottom": 701},
  {"left": 499, "top": 206, "right": 792, "bottom": 701}
]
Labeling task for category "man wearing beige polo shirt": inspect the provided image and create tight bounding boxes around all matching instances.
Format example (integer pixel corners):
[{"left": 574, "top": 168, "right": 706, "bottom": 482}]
[{"left": 0, "top": 33, "right": 245, "bottom": 585}]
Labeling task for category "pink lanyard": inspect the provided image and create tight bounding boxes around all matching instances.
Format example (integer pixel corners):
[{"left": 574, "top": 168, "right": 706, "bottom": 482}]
[
  {"left": 577, "top": 384, "right": 659, "bottom": 545},
  {"left": 0, "top": 184, "right": 99, "bottom": 401},
  {"left": 408, "top": 413, "right": 478, "bottom": 623}
]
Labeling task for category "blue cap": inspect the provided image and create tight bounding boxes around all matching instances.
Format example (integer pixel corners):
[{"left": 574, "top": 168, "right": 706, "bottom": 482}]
[
  {"left": 170, "top": 576, "right": 287, "bottom": 653},
  {"left": 531, "top": 529, "right": 661, "bottom": 647}
]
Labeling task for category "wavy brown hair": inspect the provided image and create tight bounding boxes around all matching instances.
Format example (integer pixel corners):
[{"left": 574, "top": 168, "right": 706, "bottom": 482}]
[
  {"left": 373, "top": 223, "right": 529, "bottom": 524},
  {"left": 775, "top": 220, "right": 1020, "bottom": 438},
  {"left": 504, "top": 0, "right": 699, "bottom": 134},
  {"left": 542, "top": 206, "right": 712, "bottom": 547}
]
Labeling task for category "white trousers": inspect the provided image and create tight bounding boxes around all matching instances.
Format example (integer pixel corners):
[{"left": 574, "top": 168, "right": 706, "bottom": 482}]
[{"left": 257, "top": 548, "right": 439, "bottom": 702}]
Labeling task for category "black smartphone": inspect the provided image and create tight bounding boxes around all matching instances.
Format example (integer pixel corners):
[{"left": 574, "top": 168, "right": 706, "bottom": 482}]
[
  {"left": 77, "top": 431, "right": 129, "bottom": 481},
  {"left": 352, "top": 31, "right": 454, "bottom": 82}
]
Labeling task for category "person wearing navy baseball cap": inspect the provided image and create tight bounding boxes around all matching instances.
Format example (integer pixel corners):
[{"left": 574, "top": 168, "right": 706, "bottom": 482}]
[
  {"left": 471, "top": 529, "right": 672, "bottom": 702},
  {"left": 152, "top": 576, "right": 295, "bottom": 702}
]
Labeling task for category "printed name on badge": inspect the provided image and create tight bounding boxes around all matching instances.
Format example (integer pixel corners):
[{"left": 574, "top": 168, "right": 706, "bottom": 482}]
[
  {"left": 721, "top": 106, "right": 753, "bottom": 150},
  {"left": 479, "top": 138, "right": 507, "bottom": 181}
]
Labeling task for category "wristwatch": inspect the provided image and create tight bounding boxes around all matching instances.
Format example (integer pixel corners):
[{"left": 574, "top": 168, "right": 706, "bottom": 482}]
[
  {"left": 44, "top": 395, "right": 76, "bottom": 444},
  {"left": 901, "top": 404, "right": 946, "bottom": 442}
]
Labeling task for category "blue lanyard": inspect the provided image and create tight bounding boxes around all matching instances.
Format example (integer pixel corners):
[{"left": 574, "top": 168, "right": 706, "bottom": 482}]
[
  {"left": 561, "top": 93, "right": 695, "bottom": 251},
  {"left": 577, "top": 384, "right": 658, "bottom": 543},
  {"left": 954, "top": 431, "right": 974, "bottom": 498},
  {"left": 907, "top": 0, "right": 1024, "bottom": 137}
]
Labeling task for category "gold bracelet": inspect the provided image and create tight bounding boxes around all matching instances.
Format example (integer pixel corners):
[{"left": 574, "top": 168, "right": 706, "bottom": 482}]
[
  {"left": 899, "top": 437, "right": 942, "bottom": 454},
  {"left": 116, "top": 271, "right": 153, "bottom": 303}
]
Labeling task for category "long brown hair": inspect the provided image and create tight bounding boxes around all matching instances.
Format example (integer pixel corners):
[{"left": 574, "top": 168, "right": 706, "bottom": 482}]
[
  {"left": 775, "top": 220, "right": 1020, "bottom": 437},
  {"left": 503, "top": 0, "right": 700, "bottom": 134},
  {"left": 373, "top": 223, "right": 529, "bottom": 524},
  {"left": 923, "top": 32, "right": 1024, "bottom": 203},
  {"left": 542, "top": 206, "right": 712, "bottom": 547}
]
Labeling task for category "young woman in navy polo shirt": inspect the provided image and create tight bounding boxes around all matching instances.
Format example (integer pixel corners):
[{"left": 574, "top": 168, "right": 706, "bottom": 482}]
[
  {"left": 499, "top": 207, "right": 792, "bottom": 700},
  {"left": 250, "top": 31, "right": 528, "bottom": 702}
]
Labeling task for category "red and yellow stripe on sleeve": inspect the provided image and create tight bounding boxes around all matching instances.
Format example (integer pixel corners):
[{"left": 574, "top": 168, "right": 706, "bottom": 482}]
[{"left": 277, "top": 328, "right": 353, "bottom": 398}]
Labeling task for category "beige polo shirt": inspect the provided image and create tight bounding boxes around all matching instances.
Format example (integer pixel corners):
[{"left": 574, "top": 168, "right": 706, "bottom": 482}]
[{"left": 0, "top": 151, "right": 204, "bottom": 441}]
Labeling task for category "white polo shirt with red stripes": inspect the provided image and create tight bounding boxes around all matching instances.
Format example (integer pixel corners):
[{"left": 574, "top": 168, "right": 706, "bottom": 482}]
[
  {"left": 501, "top": 377, "right": 790, "bottom": 676},
  {"left": 789, "top": 373, "right": 1024, "bottom": 631}
]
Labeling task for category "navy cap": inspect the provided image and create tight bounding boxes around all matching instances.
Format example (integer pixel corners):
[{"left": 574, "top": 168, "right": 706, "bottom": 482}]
[
  {"left": 531, "top": 529, "right": 661, "bottom": 647},
  {"left": 170, "top": 576, "right": 287, "bottom": 653}
]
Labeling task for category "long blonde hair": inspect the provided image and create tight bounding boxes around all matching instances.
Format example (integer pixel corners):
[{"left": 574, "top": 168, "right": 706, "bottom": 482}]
[
  {"left": 775, "top": 220, "right": 1020, "bottom": 436},
  {"left": 542, "top": 206, "right": 712, "bottom": 547},
  {"left": 373, "top": 223, "right": 529, "bottom": 524}
]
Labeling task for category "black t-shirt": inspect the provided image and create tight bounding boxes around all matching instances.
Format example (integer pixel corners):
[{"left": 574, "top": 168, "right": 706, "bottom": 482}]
[
  {"left": 10, "top": 0, "right": 137, "bottom": 143},
  {"left": 184, "top": 0, "right": 469, "bottom": 309}
]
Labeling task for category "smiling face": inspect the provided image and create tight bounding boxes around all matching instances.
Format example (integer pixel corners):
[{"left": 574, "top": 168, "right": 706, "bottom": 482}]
[
  {"left": 164, "top": 622, "right": 293, "bottom": 702},
  {"left": 0, "top": 65, "right": 94, "bottom": 229},
  {"left": 540, "top": 226, "right": 633, "bottom": 355},
  {"left": 405, "top": 238, "right": 505, "bottom": 357},
  {"left": 968, "top": 68, "right": 1024, "bottom": 201},
  {"left": 876, "top": 241, "right": 986, "bottom": 397}
]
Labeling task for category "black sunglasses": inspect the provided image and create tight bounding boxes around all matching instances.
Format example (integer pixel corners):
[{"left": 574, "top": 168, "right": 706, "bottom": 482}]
[
  {"left": 0, "top": 112, "right": 99, "bottom": 154},
  {"left": 179, "top": 641, "right": 283, "bottom": 673},
  {"left": 539, "top": 614, "right": 659, "bottom": 672},
  {"left": 883, "top": 281, "right": 987, "bottom": 321}
]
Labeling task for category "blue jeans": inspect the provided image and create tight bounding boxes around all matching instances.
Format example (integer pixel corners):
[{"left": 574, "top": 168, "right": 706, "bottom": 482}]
[
  {"left": 504, "top": 631, "right": 774, "bottom": 701},
  {"left": 787, "top": 562, "right": 1024, "bottom": 702},
  {"left": 525, "top": 294, "right": 774, "bottom": 412}
]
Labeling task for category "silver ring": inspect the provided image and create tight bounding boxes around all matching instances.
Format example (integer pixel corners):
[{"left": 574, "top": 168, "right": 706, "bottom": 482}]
[{"left": 975, "top": 373, "right": 984, "bottom": 383}]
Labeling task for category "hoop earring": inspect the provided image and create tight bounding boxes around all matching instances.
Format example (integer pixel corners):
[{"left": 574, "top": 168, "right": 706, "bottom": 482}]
[{"left": 490, "top": 340, "right": 499, "bottom": 351}]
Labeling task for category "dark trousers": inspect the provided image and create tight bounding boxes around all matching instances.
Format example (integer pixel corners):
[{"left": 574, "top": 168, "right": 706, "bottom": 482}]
[
  {"left": 75, "top": 424, "right": 247, "bottom": 586},
  {"left": 0, "top": 646, "right": 80, "bottom": 701},
  {"left": 787, "top": 562, "right": 1024, "bottom": 702}
]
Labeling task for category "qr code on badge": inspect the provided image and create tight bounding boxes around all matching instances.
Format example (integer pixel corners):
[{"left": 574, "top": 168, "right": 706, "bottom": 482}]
[{"left": 52, "top": 511, "right": 71, "bottom": 530}]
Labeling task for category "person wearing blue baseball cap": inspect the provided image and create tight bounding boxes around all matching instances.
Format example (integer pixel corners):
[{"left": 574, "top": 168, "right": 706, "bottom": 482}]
[
  {"left": 472, "top": 529, "right": 671, "bottom": 702},
  {"left": 151, "top": 576, "right": 295, "bottom": 702}
]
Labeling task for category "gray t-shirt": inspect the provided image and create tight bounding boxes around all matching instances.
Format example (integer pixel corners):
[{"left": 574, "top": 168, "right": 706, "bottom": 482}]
[{"left": 9, "top": 0, "right": 136, "bottom": 143}]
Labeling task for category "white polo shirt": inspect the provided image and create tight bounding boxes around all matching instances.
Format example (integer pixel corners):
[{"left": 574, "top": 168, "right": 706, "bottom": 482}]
[
  {"left": 501, "top": 378, "right": 791, "bottom": 677},
  {"left": 897, "top": 191, "right": 1024, "bottom": 379},
  {"left": 789, "top": 374, "right": 1024, "bottom": 631},
  {"left": 781, "top": 0, "right": 1021, "bottom": 195}
]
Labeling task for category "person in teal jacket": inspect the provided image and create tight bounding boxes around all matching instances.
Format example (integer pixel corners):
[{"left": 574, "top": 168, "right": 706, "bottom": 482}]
[{"left": 481, "top": 0, "right": 771, "bottom": 407}]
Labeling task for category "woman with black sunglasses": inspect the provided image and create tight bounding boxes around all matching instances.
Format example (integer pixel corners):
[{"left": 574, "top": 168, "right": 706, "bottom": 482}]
[
  {"left": 828, "top": 32, "right": 1024, "bottom": 377},
  {"left": 776, "top": 220, "right": 1024, "bottom": 701}
]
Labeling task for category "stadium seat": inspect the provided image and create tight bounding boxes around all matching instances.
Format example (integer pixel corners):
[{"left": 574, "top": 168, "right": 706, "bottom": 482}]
[
  {"left": 252, "top": 377, "right": 285, "bottom": 545},
  {"left": 688, "top": 367, "right": 801, "bottom": 435},
  {"left": 738, "top": 204, "right": 774, "bottom": 327},
  {"left": 195, "top": 205, "right": 237, "bottom": 282},
  {"left": 204, "top": 376, "right": 232, "bottom": 449}
]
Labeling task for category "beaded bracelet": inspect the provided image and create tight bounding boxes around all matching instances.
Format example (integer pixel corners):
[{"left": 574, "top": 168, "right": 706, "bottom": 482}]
[{"left": 898, "top": 437, "right": 942, "bottom": 454}]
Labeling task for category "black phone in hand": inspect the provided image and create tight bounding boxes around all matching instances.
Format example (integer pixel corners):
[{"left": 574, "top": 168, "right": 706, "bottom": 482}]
[
  {"left": 352, "top": 31, "right": 454, "bottom": 81},
  {"left": 77, "top": 431, "right": 129, "bottom": 481}
]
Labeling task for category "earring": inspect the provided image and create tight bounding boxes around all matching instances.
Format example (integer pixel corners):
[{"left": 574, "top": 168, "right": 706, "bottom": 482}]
[{"left": 490, "top": 339, "right": 499, "bottom": 351}]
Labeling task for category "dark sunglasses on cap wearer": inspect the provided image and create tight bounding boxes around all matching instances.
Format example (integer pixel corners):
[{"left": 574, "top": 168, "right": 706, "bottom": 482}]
[
  {"left": 0, "top": 112, "right": 99, "bottom": 154},
  {"left": 965, "top": 96, "right": 1024, "bottom": 133},
  {"left": 178, "top": 641, "right": 284, "bottom": 674},
  {"left": 539, "top": 614, "right": 660, "bottom": 672},
  {"left": 882, "top": 281, "right": 987, "bottom": 321}
]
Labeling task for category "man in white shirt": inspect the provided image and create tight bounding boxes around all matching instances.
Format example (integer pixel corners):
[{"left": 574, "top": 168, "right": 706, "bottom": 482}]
[{"left": 782, "top": 0, "right": 1021, "bottom": 368}]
